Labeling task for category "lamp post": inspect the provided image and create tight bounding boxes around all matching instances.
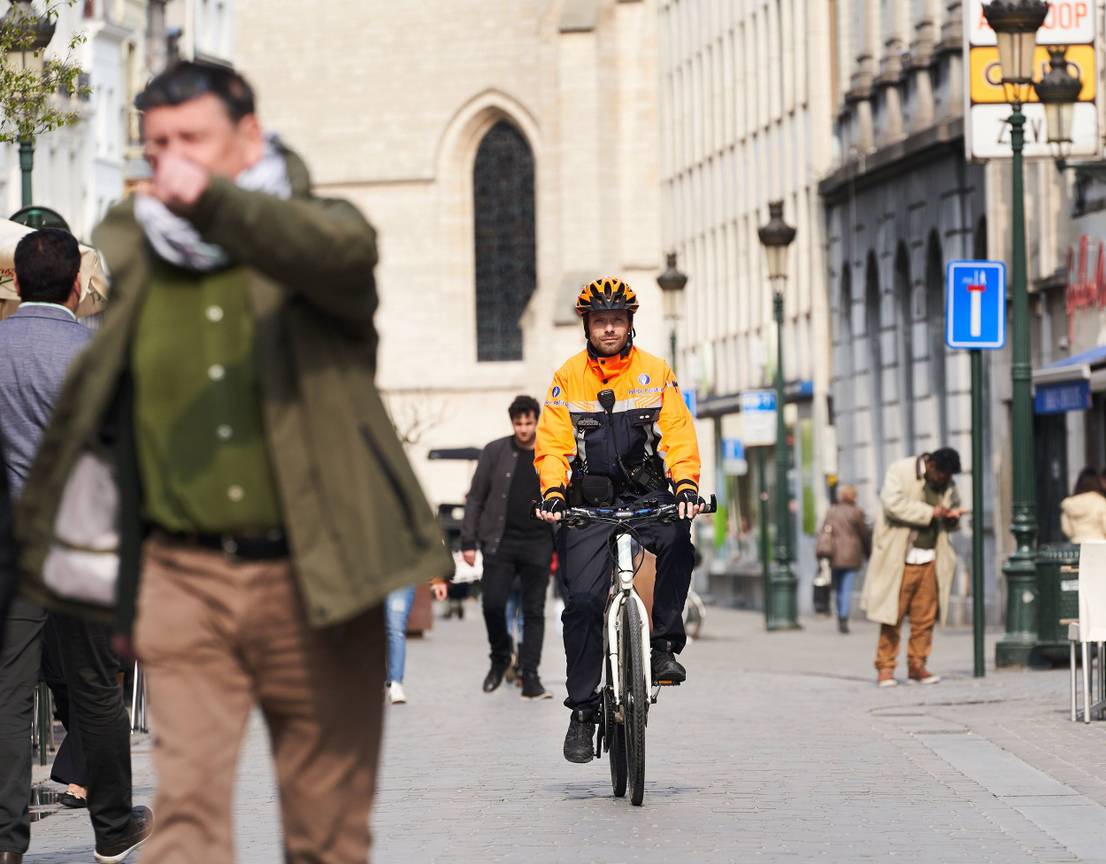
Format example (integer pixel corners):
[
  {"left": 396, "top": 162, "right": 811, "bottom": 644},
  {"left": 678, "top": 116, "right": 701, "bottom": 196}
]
[
  {"left": 758, "top": 200, "right": 799, "bottom": 630},
  {"left": 1035, "top": 47, "right": 1082, "bottom": 158},
  {"left": 983, "top": 0, "right": 1048, "bottom": 667},
  {"left": 657, "top": 251, "right": 688, "bottom": 373},
  {"left": 2, "top": 0, "right": 56, "bottom": 207}
]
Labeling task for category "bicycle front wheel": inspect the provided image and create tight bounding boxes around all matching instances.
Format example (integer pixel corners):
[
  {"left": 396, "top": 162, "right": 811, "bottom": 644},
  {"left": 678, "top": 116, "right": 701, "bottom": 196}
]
[{"left": 621, "top": 600, "right": 647, "bottom": 806}]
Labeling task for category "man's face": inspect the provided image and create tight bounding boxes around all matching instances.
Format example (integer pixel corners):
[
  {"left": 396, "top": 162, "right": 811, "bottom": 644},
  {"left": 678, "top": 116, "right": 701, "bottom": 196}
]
[
  {"left": 143, "top": 93, "right": 263, "bottom": 179},
  {"left": 512, "top": 412, "right": 537, "bottom": 446},
  {"left": 925, "top": 461, "right": 951, "bottom": 491},
  {"left": 587, "top": 311, "right": 631, "bottom": 356}
]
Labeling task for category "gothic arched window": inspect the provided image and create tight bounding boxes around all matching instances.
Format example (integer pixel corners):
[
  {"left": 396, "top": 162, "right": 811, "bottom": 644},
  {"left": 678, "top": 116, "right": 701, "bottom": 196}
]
[{"left": 473, "top": 120, "right": 536, "bottom": 362}]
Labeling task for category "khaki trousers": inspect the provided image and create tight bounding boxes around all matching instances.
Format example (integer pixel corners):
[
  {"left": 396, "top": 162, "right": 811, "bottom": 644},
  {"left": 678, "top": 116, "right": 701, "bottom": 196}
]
[
  {"left": 134, "top": 535, "right": 385, "bottom": 864},
  {"left": 874, "top": 561, "right": 938, "bottom": 673}
]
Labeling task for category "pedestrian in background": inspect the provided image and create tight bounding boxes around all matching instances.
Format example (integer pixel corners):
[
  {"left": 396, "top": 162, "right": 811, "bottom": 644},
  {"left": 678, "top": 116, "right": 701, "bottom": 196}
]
[
  {"left": 385, "top": 578, "right": 449, "bottom": 705},
  {"left": 0, "top": 229, "right": 150, "bottom": 864},
  {"left": 861, "top": 449, "right": 962, "bottom": 688},
  {"left": 1061, "top": 467, "right": 1106, "bottom": 543},
  {"left": 461, "top": 395, "right": 554, "bottom": 700},
  {"left": 816, "top": 484, "right": 871, "bottom": 634},
  {"left": 15, "top": 61, "right": 450, "bottom": 864}
]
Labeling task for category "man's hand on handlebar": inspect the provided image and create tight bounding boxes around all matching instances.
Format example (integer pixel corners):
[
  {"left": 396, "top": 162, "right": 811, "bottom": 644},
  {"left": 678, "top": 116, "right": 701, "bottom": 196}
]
[
  {"left": 536, "top": 494, "right": 565, "bottom": 523},
  {"left": 676, "top": 489, "right": 705, "bottom": 521}
]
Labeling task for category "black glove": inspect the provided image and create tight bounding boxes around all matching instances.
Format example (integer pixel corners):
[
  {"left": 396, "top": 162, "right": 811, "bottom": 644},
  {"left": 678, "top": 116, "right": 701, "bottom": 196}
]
[
  {"left": 539, "top": 495, "right": 566, "bottom": 518},
  {"left": 676, "top": 488, "right": 701, "bottom": 519}
]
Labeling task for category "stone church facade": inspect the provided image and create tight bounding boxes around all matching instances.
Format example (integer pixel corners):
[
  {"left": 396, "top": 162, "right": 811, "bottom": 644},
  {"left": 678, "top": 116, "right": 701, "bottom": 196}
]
[{"left": 234, "top": 0, "right": 669, "bottom": 505}]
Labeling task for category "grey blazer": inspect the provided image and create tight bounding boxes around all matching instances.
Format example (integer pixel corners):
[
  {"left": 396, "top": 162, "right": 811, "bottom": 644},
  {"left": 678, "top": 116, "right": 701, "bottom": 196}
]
[{"left": 0, "top": 304, "right": 93, "bottom": 498}]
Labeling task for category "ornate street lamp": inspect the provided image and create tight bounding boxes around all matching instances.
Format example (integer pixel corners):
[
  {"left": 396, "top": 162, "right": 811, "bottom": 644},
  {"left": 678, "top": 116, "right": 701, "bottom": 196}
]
[
  {"left": 1035, "top": 47, "right": 1082, "bottom": 157},
  {"left": 656, "top": 251, "right": 688, "bottom": 372},
  {"left": 758, "top": 200, "right": 799, "bottom": 631},
  {"left": 2, "top": 0, "right": 56, "bottom": 207},
  {"left": 983, "top": 0, "right": 1048, "bottom": 667}
]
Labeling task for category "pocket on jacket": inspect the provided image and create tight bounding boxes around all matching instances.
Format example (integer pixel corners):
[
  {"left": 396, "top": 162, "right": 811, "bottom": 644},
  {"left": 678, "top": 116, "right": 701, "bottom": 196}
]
[{"left": 359, "top": 423, "right": 430, "bottom": 548}]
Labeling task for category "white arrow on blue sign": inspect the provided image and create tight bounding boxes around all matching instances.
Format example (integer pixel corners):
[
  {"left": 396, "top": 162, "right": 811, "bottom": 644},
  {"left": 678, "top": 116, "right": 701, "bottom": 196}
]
[{"left": 946, "top": 260, "right": 1006, "bottom": 350}]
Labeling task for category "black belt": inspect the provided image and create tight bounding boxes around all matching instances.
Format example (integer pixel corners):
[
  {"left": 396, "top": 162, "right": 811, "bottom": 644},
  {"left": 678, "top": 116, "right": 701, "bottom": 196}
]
[{"left": 163, "top": 530, "right": 289, "bottom": 561}]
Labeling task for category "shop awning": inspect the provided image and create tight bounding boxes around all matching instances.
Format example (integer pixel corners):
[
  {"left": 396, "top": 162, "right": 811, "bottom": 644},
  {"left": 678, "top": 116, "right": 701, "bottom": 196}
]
[{"left": 1032, "top": 344, "right": 1106, "bottom": 387}]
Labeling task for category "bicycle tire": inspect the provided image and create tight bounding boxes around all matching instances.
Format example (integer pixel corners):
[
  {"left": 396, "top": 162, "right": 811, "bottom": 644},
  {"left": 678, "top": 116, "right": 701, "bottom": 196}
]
[
  {"left": 622, "top": 600, "right": 647, "bottom": 806},
  {"left": 604, "top": 681, "right": 627, "bottom": 797}
]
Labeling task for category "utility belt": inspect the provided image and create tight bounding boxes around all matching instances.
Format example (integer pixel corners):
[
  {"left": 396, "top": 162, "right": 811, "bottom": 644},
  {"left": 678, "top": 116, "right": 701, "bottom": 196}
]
[{"left": 566, "top": 455, "right": 668, "bottom": 507}]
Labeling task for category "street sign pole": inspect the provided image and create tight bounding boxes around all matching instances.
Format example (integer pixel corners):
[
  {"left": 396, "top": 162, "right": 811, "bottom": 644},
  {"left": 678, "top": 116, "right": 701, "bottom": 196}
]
[
  {"left": 758, "top": 448, "right": 770, "bottom": 628},
  {"left": 971, "top": 349, "right": 985, "bottom": 678},
  {"left": 947, "top": 258, "right": 1006, "bottom": 679}
]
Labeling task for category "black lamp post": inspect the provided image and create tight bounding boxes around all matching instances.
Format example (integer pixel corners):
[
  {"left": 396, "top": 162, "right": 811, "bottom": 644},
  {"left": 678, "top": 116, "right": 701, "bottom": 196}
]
[
  {"left": 2, "top": 0, "right": 56, "bottom": 208},
  {"left": 983, "top": 0, "right": 1049, "bottom": 667},
  {"left": 758, "top": 200, "right": 799, "bottom": 630},
  {"left": 657, "top": 252, "right": 688, "bottom": 373}
]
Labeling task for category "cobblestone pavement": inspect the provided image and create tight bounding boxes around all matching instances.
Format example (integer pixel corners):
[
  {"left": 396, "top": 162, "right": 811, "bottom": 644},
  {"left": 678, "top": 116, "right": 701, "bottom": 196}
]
[{"left": 26, "top": 602, "right": 1106, "bottom": 863}]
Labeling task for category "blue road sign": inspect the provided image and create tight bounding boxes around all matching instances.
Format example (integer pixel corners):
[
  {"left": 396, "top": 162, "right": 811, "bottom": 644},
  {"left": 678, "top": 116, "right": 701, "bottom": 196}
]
[
  {"left": 946, "top": 260, "right": 1006, "bottom": 350},
  {"left": 683, "top": 387, "right": 697, "bottom": 417}
]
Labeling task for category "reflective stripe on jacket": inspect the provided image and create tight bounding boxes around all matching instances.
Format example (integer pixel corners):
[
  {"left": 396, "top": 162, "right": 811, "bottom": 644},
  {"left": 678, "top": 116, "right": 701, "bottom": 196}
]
[{"left": 534, "top": 346, "right": 700, "bottom": 499}]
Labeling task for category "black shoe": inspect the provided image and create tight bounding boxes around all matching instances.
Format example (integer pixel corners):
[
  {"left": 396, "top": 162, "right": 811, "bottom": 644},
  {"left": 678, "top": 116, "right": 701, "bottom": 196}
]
[
  {"left": 563, "top": 709, "right": 596, "bottom": 763},
  {"left": 94, "top": 805, "right": 154, "bottom": 864},
  {"left": 838, "top": 617, "right": 850, "bottom": 634},
  {"left": 60, "top": 791, "right": 87, "bottom": 809},
  {"left": 521, "top": 672, "right": 552, "bottom": 700},
  {"left": 0, "top": 852, "right": 23, "bottom": 863},
  {"left": 651, "top": 642, "right": 686, "bottom": 684},
  {"left": 482, "top": 663, "right": 507, "bottom": 693}
]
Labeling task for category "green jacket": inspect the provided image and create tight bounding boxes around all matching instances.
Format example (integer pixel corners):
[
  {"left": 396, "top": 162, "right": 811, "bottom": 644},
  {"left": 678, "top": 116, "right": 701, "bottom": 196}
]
[{"left": 15, "top": 147, "right": 452, "bottom": 634}]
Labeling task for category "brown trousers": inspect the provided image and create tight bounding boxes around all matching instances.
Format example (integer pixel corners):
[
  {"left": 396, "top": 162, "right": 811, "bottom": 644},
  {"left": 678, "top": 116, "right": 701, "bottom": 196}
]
[
  {"left": 875, "top": 561, "right": 938, "bottom": 673},
  {"left": 133, "top": 535, "right": 385, "bottom": 864}
]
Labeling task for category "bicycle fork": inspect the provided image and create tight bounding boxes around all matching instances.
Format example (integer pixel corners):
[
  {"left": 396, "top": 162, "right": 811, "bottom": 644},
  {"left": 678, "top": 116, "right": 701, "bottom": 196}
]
[{"left": 606, "top": 533, "right": 651, "bottom": 712}]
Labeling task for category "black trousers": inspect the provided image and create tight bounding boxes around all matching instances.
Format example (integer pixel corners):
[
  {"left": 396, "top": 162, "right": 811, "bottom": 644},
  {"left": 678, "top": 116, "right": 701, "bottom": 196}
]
[
  {"left": 0, "top": 600, "right": 45, "bottom": 854},
  {"left": 557, "top": 495, "right": 695, "bottom": 711},
  {"left": 482, "top": 535, "right": 552, "bottom": 676},
  {"left": 49, "top": 613, "right": 133, "bottom": 846},
  {"left": 42, "top": 614, "right": 88, "bottom": 788}
]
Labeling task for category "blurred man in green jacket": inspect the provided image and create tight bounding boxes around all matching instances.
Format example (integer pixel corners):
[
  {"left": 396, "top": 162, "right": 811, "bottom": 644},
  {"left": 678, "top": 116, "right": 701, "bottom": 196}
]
[{"left": 16, "top": 61, "right": 451, "bottom": 864}]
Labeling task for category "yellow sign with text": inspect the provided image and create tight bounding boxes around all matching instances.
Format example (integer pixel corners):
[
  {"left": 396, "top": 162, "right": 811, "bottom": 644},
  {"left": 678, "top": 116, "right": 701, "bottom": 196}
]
[{"left": 969, "top": 44, "right": 1096, "bottom": 104}]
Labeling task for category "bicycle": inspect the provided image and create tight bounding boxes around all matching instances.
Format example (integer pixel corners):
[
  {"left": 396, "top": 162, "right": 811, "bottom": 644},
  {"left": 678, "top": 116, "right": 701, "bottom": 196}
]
[{"left": 560, "top": 495, "right": 716, "bottom": 806}]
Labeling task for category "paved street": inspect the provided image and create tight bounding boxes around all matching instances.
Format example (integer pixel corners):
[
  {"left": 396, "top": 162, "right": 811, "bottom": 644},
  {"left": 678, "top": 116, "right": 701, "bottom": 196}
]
[{"left": 26, "top": 600, "right": 1106, "bottom": 863}]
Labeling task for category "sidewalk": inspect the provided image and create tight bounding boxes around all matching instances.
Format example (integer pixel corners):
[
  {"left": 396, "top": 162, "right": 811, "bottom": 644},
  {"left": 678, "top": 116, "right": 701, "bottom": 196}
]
[{"left": 25, "top": 603, "right": 1106, "bottom": 863}]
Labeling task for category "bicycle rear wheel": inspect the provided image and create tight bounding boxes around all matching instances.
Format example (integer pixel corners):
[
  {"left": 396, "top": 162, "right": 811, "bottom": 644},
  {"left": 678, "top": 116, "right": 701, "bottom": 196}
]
[
  {"left": 621, "top": 600, "right": 647, "bottom": 806},
  {"left": 604, "top": 681, "right": 627, "bottom": 797}
]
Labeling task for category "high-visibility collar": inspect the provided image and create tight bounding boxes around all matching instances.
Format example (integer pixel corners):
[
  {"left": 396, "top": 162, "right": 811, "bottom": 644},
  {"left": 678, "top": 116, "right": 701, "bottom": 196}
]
[{"left": 586, "top": 343, "right": 635, "bottom": 378}]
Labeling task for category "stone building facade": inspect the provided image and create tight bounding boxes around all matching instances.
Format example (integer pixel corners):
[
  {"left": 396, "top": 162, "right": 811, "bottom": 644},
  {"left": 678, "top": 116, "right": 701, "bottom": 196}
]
[
  {"left": 657, "top": 0, "right": 836, "bottom": 610},
  {"left": 234, "top": 0, "right": 668, "bottom": 506}
]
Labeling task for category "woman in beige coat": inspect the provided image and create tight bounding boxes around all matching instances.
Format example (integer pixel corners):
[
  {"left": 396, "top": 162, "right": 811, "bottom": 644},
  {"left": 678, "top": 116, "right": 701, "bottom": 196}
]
[{"left": 1060, "top": 467, "right": 1106, "bottom": 543}]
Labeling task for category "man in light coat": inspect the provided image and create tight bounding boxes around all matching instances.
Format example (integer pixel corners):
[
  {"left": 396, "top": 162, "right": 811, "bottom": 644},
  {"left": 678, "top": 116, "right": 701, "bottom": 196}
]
[{"left": 861, "top": 449, "right": 962, "bottom": 687}]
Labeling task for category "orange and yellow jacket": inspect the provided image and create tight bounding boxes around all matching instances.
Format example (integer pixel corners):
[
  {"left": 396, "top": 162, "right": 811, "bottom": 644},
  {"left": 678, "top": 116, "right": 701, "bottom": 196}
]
[{"left": 534, "top": 345, "right": 700, "bottom": 502}]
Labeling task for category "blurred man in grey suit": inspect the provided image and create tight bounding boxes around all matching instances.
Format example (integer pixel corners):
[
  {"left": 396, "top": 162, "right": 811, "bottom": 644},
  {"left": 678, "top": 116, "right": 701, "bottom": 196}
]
[{"left": 0, "top": 229, "right": 151, "bottom": 864}]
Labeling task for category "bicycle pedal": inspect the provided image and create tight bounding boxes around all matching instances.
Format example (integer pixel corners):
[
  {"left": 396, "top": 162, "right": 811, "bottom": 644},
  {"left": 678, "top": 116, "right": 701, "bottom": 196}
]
[{"left": 653, "top": 679, "right": 681, "bottom": 686}]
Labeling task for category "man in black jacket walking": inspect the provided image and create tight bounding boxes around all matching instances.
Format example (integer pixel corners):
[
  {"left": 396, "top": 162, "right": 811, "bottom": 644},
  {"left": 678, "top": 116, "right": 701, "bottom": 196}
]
[{"left": 462, "top": 396, "right": 554, "bottom": 699}]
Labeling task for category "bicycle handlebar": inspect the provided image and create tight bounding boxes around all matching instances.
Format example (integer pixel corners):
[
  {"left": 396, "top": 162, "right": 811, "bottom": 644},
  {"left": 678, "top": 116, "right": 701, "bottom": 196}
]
[{"left": 560, "top": 494, "right": 717, "bottom": 529}]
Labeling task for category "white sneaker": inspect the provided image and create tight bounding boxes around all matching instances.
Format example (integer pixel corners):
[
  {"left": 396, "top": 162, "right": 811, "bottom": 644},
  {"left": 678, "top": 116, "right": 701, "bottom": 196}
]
[{"left": 386, "top": 682, "right": 407, "bottom": 704}]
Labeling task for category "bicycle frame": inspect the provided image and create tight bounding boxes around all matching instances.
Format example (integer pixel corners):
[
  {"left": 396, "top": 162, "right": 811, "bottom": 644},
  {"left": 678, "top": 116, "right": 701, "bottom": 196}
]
[{"left": 605, "top": 532, "right": 651, "bottom": 713}]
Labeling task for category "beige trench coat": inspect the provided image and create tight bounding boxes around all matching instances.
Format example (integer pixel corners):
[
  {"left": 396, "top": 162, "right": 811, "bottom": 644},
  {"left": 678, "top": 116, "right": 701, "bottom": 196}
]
[{"left": 860, "top": 455, "right": 960, "bottom": 626}]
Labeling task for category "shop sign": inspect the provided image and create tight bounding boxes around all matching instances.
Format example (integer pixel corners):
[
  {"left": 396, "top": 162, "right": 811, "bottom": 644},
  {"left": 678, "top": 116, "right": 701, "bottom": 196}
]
[
  {"left": 1034, "top": 379, "right": 1091, "bottom": 414},
  {"left": 1065, "top": 235, "right": 1106, "bottom": 342}
]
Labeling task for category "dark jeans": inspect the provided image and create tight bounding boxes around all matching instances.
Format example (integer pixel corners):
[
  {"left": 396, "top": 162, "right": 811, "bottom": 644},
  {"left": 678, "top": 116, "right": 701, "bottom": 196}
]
[
  {"left": 557, "top": 495, "right": 694, "bottom": 711},
  {"left": 50, "top": 613, "right": 133, "bottom": 847},
  {"left": 482, "top": 535, "right": 551, "bottom": 676},
  {"left": 42, "top": 614, "right": 88, "bottom": 787},
  {"left": 0, "top": 600, "right": 45, "bottom": 854}
]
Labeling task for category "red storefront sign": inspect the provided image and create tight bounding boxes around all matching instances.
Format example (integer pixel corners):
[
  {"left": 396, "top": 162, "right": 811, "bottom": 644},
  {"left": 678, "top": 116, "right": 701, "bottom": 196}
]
[{"left": 1066, "top": 235, "right": 1106, "bottom": 342}]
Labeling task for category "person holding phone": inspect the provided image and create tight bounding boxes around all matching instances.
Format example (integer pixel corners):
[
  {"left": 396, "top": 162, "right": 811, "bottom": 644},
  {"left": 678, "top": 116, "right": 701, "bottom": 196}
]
[{"left": 861, "top": 449, "right": 963, "bottom": 687}]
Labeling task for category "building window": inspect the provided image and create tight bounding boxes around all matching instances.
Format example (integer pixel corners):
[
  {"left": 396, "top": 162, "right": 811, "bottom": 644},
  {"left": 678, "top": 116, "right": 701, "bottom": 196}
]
[
  {"left": 925, "top": 231, "right": 948, "bottom": 444},
  {"left": 865, "top": 251, "right": 885, "bottom": 480},
  {"left": 472, "top": 120, "right": 536, "bottom": 362},
  {"left": 895, "top": 243, "right": 915, "bottom": 455}
]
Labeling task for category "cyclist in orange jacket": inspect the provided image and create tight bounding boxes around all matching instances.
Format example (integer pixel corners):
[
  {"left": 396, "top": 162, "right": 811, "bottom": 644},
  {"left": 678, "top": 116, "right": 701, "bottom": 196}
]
[{"left": 535, "top": 277, "right": 704, "bottom": 763}]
